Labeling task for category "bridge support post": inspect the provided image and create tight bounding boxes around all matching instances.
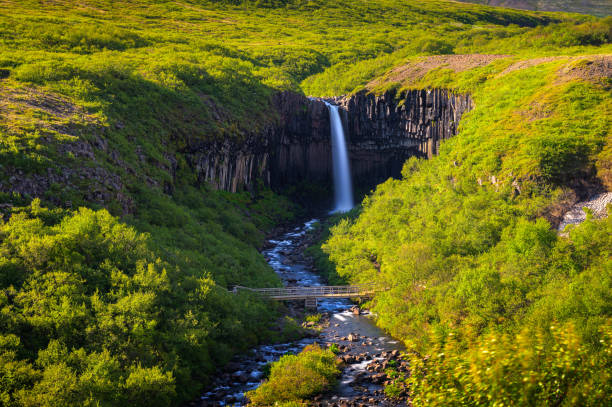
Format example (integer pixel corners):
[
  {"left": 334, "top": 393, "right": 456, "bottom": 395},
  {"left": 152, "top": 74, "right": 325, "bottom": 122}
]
[{"left": 304, "top": 298, "right": 317, "bottom": 310}]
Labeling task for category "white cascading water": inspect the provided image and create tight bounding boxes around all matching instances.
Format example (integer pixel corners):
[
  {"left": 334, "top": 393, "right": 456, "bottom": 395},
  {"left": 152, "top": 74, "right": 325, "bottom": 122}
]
[{"left": 325, "top": 102, "right": 354, "bottom": 213}]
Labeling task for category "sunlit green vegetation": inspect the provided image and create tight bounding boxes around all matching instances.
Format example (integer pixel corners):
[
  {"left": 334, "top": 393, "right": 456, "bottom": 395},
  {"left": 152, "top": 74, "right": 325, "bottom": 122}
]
[
  {"left": 304, "top": 313, "right": 322, "bottom": 323},
  {"left": 322, "top": 57, "right": 612, "bottom": 404},
  {"left": 408, "top": 322, "right": 612, "bottom": 405},
  {"left": 1, "top": 1, "right": 609, "bottom": 199},
  {"left": 245, "top": 344, "right": 340, "bottom": 406},
  {"left": 0, "top": 195, "right": 295, "bottom": 406},
  {"left": 1, "top": 0, "right": 611, "bottom": 405}
]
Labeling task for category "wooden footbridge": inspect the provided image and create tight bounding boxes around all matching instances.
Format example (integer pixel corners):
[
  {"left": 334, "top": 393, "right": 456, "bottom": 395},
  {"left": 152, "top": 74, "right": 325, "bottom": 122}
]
[{"left": 232, "top": 283, "right": 382, "bottom": 309}]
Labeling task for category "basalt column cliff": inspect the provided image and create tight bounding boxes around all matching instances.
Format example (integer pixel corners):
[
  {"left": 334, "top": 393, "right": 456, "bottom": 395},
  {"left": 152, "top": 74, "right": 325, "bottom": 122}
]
[
  {"left": 187, "top": 89, "right": 473, "bottom": 193},
  {"left": 186, "top": 92, "right": 331, "bottom": 193},
  {"left": 337, "top": 89, "right": 473, "bottom": 187}
]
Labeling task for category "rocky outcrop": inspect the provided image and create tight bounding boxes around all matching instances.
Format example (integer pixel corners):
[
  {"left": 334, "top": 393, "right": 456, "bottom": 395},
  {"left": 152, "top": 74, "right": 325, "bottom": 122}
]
[
  {"left": 186, "top": 92, "right": 331, "bottom": 193},
  {"left": 337, "top": 89, "right": 472, "bottom": 186},
  {"left": 0, "top": 85, "right": 472, "bottom": 211},
  {"left": 269, "top": 92, "right": 331, "bottom": 188},
  {"left": 558, "top": 192, "right": 612, "bottom": 232},
  {"left": 186, "top": 88, "right": 472, "bottom": 194},
  {"left": 188, "top": 133, "right": 273, "bottom": 193}
]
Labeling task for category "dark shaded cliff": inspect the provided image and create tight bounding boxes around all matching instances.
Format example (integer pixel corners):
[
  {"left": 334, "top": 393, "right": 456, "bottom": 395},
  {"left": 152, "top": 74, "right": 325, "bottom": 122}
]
[
  {"left": 337, "top": 89, "right": 473, "bottom": 187},
  {"left": 185, "top": 92, "right": 331, "bottom": 193},
  {"left": 185, "top": 89, "right": 472, "bottom": 196}
]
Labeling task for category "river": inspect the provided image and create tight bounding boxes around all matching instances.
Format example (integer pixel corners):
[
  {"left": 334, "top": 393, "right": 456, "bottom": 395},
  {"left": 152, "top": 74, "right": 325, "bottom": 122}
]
[{"left": 197, "top": 219, "right": 405, "bottom": 406}]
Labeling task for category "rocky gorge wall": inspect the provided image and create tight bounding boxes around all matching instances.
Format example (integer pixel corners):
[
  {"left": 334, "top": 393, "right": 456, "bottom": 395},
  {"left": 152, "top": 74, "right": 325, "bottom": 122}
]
[
  {"left": 337, "top": 89, "right": 473, "bottom": 187},
  {"left": 185, "top": 92, "right": 332, "bottom": 193},
  {"left": 185, "top": 88, "right": 473, "bottom": 194}
]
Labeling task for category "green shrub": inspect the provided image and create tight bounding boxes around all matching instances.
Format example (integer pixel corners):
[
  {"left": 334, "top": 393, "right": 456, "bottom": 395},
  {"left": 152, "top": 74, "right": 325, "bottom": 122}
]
[
  {"left": 415, "top": 37, "right": 455, "bottom": 54},
  {"left": 305, "top": 314, "right": 322, "bottom": 323},
  {"left": 1, "top": 1, "right": 610, "bottom": 406},
  {"left": 13, "top": 61, "right": 78, "bottom": 84},
  {"left": 384, "top": 381, "right": 403, "bottom": 398},
  {"left": 321, "top": 54, "right": 611, "bottom": 403},
  {"left": 0, "top": 198, "right": 284, "bottom": 405},
  {"left": 246, "top": 344, "right": 341, "bottom": 405},
  {"left": 327, "top": 343, "right": 340, "bottom": 354},
  {"left": 408, "top": 322, "right": 612, "bottom": 406}
]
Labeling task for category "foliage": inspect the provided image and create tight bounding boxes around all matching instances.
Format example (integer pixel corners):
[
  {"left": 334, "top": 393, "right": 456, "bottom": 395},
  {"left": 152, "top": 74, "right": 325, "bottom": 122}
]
[
  {"left": 305, "top": 314, "right": 322, "bottom": 323},
  {"left": 0, "top": 0, "right": 610, "bottom": 405},
  {"left": 327, "top": 343, "right": 340, "bottom": 354},
  {"left": 322, "top": 54, "right": 611, "bottom": 403},
  {"left": 408, "top": 322, "right": 612, "bottom": 406},
  {"left": 245, "top": 344, "right": 340, "bottom": 405},
  {"left": 324, "top": 59, "right": 611, "bottom": 345},
  {"left": 304, "top": 211, "right": 359, "bottom": 285},
  {"left": 384, "top": 381, "right": 404, "bottom": 398},
  {"left": 0, "top": 199, "right": 288, "bottom": 405},
  {"left": 276, "top": 316, "right": 308, "bottom": 343}
]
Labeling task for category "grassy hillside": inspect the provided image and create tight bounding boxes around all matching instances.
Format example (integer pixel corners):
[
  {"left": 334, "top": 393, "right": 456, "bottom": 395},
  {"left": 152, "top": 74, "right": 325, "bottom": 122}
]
[
  {"left": 323, "top": 55, "right": 612, "bottom": 404},
  {"left": 457, "top": 0, "right": 612, "bottom": 17},
  {"left": 0, "top": 0, "right": 611, "bottom": 406},
  {"left": 1, "top": 0, "right": 609, "bottom": 208}
]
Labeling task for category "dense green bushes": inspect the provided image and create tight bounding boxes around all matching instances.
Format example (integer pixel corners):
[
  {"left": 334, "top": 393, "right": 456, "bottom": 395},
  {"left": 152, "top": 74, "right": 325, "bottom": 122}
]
[
  {"left": 0, "top": 1, "right": 610, "bottom": 406},
  {"left": 322, "top": 58, "right": 611, "bottom": 403},
  {"left": 408, "top": 322, "right": 612, "bottom": 406},
  {"left": 0, "top": 194, "right": 291, "bottom": 405},
  {"left": 245, "top": 344, "right": 340, "bottom": 405}
]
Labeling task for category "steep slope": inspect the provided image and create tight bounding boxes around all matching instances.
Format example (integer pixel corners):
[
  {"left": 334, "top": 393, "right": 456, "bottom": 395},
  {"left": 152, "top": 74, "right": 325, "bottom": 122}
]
[
  {"left": 323, "top": 54, "right": 612, "bottom": 405},
  {"left": 2, "top": 0, "right": 609, "bottom": 206}
]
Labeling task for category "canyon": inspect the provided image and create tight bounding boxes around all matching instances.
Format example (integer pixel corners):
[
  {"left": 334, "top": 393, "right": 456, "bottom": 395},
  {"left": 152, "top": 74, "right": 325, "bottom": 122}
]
[
  {"left": 0, "top": 87, "right": 472, "bottom": 216},
  {"left": 186, "top": 89, "right": 473, "bottom": 196}
]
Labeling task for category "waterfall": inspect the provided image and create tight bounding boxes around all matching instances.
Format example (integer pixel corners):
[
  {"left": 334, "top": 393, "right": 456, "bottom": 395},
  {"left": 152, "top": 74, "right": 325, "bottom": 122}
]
[{"left": 325, "top": 102, "right": 354, "bottom": 213}]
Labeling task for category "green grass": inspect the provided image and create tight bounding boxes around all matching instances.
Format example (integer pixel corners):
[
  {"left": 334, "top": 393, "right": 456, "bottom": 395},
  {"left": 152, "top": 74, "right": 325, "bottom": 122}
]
[
  {"left": 0, "top": 1, "right": 608, "bottom": 203},
  {"left": 1, "top": 1, "right": 609, "bottom": 208}
]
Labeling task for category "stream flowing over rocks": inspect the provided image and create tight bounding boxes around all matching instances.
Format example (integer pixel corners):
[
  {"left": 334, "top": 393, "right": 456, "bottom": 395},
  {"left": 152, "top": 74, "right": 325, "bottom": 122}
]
[
  {"left": 558, "top": 192, "right": 612, "bottom": 232},
  {"left": 194, "top": 220, "right": 407, "bottom": 407}
]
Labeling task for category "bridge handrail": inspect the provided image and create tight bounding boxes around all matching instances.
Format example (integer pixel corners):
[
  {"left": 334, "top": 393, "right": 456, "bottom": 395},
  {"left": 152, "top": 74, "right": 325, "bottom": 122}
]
[{"left": 232, "top": 282, "right": 382, "bottom": 298}]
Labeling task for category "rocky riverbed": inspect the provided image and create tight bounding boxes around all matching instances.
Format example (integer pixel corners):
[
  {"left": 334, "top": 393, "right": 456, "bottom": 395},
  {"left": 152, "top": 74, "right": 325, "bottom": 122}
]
[{"left": 192, "top": 219, "right": 408, "bottom": 407}]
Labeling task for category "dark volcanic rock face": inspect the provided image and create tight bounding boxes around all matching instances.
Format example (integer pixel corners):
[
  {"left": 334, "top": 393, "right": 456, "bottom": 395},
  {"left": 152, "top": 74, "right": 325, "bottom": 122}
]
[
  {"left": 270, "top": 91, "right": 332, "bottom": 188},
  {"left": 338, "top": 89, "right": 472, "bottom": 186},
  {"left": 185, "top": 92, "right": 331, "bottom": 193},
  {"left": 0, "top": 87, "right": 471, "bottom": 214},
  {"left": 186, "top": 88, "right": 472, "bottom": 194}
]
